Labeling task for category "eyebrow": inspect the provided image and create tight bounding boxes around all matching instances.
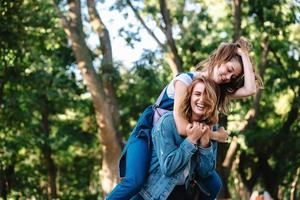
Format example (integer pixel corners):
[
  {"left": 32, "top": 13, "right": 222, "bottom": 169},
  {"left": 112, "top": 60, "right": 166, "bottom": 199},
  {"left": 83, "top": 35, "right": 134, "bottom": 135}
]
[{"left": 193, "top": 90, "right": 203, "bottom": 94}]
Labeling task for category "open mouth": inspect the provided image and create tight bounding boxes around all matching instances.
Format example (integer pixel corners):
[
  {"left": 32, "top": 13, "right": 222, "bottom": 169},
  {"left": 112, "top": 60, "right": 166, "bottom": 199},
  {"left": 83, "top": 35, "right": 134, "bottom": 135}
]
[{"left": 196, "top": 103, "right": 205, "bottom": 110}]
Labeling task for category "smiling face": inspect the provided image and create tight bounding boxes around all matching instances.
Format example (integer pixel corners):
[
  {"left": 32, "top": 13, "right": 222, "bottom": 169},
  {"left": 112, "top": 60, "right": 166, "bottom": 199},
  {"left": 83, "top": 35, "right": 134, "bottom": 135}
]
[
  {"left": 190, "top": 82, "right": 207, "bottom": 121},
  {"left": 212, "top": 59, "right": 242, "bottom": 84},
  {"left": 181, "top": 76, "right": 219, "bottom": 125}
]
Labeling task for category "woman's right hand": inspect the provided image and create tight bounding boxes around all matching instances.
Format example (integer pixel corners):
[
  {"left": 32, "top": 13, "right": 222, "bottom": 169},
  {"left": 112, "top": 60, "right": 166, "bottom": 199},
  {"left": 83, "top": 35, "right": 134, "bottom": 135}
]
[
  {"left": 186, "top": 122, "right": 209, "bottom": 144},
  {"left": 214, "top": 127, "right": 229, "bottom": 143}
]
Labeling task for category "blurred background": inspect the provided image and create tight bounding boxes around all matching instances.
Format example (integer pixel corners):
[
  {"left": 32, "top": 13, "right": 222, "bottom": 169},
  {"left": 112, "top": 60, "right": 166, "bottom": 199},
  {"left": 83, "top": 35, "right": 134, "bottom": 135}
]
[{"left": 0, "top": 0, "right": 299, "bottom": 199}]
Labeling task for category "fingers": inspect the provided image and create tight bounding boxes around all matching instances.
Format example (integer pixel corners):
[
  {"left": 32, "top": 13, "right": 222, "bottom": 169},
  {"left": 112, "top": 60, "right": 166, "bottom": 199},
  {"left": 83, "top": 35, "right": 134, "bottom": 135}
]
[
  {"left": 218, "top": 137, "right": 228, "bottom": 143},
  {"left": 186, "top": 123, "right": 193, "bottom": 130},
  {"left": 187, "top": 122, "right": 212, "bottom": 142},
  {"left": 219, "top": 126, "right": 225, "bottom": 132},
  {"left": 202, "top": 124, "right": 209, "bottom": 132},
  {"left": 213, "top": 126, "right": 229, "bottom": 143},
  {"left": 236, "top": 47, "right": 243, "bottom": 55},
  {"left": 193, "top": 121, "right": 200, "bottom": 129},
  {"left": 189, "top": 122, "right": 200, "bottom": 134}
]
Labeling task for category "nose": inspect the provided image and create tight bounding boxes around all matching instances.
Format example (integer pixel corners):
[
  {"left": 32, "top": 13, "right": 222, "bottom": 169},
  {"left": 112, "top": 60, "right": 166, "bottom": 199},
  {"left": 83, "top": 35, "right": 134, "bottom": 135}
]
[
  {"left": 226, "top": 74, "right": 232, "bottom": 82},
  {"left": 199, "top": 95, "right": 204, "bottom": 102}
]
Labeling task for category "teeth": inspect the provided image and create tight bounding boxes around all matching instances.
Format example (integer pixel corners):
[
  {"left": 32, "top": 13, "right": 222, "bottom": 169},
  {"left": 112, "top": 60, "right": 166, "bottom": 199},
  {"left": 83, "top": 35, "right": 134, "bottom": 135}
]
[{"left": 196, "top": 104, "right": 204, "bottom": 109}]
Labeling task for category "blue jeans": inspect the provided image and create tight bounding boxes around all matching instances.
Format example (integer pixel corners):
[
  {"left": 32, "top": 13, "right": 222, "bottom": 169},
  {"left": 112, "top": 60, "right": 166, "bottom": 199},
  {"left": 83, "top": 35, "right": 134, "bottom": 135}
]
[
  {"left": 106, "top": 138, "right": 150, "bottom": 200},
  {"left": 196, "top": 170, "right": 222, "bottom": 200},
  {"left": 167, "top": 170, "right": 222, "bottom": 200}
]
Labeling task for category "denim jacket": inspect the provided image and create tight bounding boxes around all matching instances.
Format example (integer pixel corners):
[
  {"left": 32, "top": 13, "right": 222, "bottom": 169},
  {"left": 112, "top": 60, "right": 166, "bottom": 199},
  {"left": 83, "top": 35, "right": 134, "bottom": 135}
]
[{"left": 137, "top": 111, "right": 217, "bottom": 200}]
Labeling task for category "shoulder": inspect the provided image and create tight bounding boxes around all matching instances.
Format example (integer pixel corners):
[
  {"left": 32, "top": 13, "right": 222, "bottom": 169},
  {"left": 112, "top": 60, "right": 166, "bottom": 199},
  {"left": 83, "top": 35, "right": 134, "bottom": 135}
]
[
  {"left": 155, "top": 111, "right": 176, "bottom": 133},
  {"left": 173, "top": 72, "right": 196, "bottom": 85},
  {"left": 166, "top": 72, "right": 197, "bottom": 99},
  {"left": 159, "top": 111, "right": 174, "bottom": 126}
]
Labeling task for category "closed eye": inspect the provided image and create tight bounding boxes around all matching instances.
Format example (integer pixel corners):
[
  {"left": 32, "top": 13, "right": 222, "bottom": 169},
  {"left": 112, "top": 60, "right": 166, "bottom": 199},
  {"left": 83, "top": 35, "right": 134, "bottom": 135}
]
[{"left": 228, "top": 66, "right": 234, "bottom": 72}]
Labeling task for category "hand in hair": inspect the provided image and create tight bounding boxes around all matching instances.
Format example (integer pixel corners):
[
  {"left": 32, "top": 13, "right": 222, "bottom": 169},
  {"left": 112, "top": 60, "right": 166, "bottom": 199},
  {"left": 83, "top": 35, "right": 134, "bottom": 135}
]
[
  {"left": 236, "top": 47, "right": 248, "bottom": 57},
  {"left": 186, "top": 122, "right": 209, "bottom": 145},
  {"left": 236, "top": 37, "right": 251, "bottom": 52},
  {"left": 236, "top": 38, "right": 251, "bottom": 57}
]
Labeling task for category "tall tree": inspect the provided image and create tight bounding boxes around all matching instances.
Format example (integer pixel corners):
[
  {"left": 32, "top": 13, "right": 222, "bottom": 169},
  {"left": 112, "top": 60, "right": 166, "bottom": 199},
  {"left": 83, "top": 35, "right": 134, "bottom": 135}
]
[{"left": 53, "top": 0, "right": 122, "bottom": 195}]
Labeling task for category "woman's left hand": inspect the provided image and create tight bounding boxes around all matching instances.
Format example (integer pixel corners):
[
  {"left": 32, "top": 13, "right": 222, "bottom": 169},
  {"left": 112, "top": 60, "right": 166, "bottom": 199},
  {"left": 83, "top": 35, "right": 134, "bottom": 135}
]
[
  {"left": 199, "top": 124, "right": 210, "bottom": 148},
  {"left": 236, "top": 38, "right": 251, "bottom": 56},
  {"left": 236, "top": 47, "right": 248, "bottom": 57}
]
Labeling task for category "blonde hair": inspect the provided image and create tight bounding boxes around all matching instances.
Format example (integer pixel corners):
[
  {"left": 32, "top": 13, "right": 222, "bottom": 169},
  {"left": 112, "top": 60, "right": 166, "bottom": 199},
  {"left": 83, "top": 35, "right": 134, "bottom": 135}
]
[
  {"left": 180, "top": 76, "right": 220, "bottom": 125},
  {"left": 195, "top": 38, "right": 263, "bottom": 114}
]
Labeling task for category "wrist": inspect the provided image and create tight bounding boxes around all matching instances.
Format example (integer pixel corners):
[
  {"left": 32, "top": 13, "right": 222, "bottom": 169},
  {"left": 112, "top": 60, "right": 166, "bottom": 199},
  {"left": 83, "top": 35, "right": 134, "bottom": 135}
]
[
  {"left": 200, "top": 139, "right": 210, "bottom": 148},
  {"left": 240, "top": 53, "right": 250, "bottom": 60},
  {"left": 187, "top": 136, "right": 198, "bottom": 145},
  {"left": 210, "top": 131, "right": 217, "bottom": 140}
]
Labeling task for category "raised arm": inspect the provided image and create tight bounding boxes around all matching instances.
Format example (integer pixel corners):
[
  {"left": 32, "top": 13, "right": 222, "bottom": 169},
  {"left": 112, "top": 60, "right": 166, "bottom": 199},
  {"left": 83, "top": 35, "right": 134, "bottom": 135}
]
[
  {"left": 230, "top": 48, "right": 257, "bottom": 99},
  {"left": 173, "top": 80, "right": 189, "bottom": 135}
]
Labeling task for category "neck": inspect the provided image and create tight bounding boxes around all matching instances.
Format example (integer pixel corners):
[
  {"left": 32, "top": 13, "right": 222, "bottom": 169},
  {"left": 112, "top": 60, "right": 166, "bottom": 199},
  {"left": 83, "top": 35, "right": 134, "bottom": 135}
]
[{"left": 191, "top": 114, "right": 204, "bottom": 122}]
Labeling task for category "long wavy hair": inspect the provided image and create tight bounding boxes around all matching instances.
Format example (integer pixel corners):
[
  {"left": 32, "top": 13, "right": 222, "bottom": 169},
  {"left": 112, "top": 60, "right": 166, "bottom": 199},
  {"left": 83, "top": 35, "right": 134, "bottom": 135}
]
[
  {"left": 195, "top": 38, "right": 263, "bottom": 114},
  {"left": 180, "top": 76, "right": 220, "bottom": 125}
]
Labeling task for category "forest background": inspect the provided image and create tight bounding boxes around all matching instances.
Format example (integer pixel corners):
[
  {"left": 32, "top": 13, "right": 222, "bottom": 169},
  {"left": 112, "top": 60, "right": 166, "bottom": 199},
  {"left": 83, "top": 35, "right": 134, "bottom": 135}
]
[{"left": 0, "top": 0, "right": 299, "bottom": 199}]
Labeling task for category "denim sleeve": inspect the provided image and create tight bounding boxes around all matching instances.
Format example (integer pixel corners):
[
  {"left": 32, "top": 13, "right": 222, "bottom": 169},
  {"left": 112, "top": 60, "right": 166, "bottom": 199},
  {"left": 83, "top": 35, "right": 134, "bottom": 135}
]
[
  {"left": 152, "top": 116, "right": 197, "bottom": 177},
  {"left": 195, "top": 141, "right": 217, "bottom": 177}
]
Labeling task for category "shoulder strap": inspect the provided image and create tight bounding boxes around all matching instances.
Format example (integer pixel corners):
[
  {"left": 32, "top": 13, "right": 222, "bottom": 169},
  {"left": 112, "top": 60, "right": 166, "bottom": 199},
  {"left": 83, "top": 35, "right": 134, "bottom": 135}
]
[
  {"left": 154, "top": 86, "right": 167, "bottom": 107},
  {"left": 176, "top": 72, "right": 194, "bottom": 79},
  {"left": 186, "top": 72, "right": 194, "bottom": 79}
]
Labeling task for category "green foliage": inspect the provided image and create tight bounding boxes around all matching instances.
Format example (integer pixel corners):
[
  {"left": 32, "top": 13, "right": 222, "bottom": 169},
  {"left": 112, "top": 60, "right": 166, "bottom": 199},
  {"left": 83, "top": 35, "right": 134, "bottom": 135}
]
[
  {"left": 117, "top": 50, "right": 171, "bottom": 139},
  {"left": 0, "top": 0, "right": 100, "bottom": 199},
  {"left": 1, "top": 0, "right": 299, "bottom": 199}
]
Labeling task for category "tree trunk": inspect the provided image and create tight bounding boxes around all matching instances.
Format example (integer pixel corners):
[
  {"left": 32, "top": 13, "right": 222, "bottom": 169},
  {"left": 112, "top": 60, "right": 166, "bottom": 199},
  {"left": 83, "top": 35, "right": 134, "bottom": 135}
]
[
  {"left": 231, "top": 154, "right": 250, "bottom": 200},
  {"left": 42, "top": 146, "right": 58, "bottom": 200},
  {"left": 216, "top": 114, "right": 231, "bottom": 198},
  {"left": 239, "top": 151, "right": 259, "bottom": 192},
  {"left": 87, "top": 0, "right": 122, "bottom": 146},
  {"left": 257, "top": 153, "right": 278, "bottom": 199},
  {"left": 41, "top": 95, "right": 57, "bottom": 200},
  {"left": 216, "top": 143, "right": 231, "bottom": 198},
  {"left": 232, "top": 0, "right": 242, "bottom": 41},
  {"left": 290, "top": 167, "right": 300, "bottom": 200},
  {"left": 159, "top": 0, "right": 183, "bottom": 75},
  {"left": 53, "top": 0, "right": 122, "bottom": 196},
  {"left": 0, "top": 66, "right": 7, "bottom": 109}
]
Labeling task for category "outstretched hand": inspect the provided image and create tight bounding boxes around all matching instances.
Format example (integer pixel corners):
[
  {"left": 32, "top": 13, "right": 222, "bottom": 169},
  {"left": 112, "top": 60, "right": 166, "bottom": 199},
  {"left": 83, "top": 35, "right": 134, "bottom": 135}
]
[
  {"left": 216, "top": 127, "right": 229, "bottom": 143},
  {"left": 210, "top": 126, "right": 229, "bottom": 143}
]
